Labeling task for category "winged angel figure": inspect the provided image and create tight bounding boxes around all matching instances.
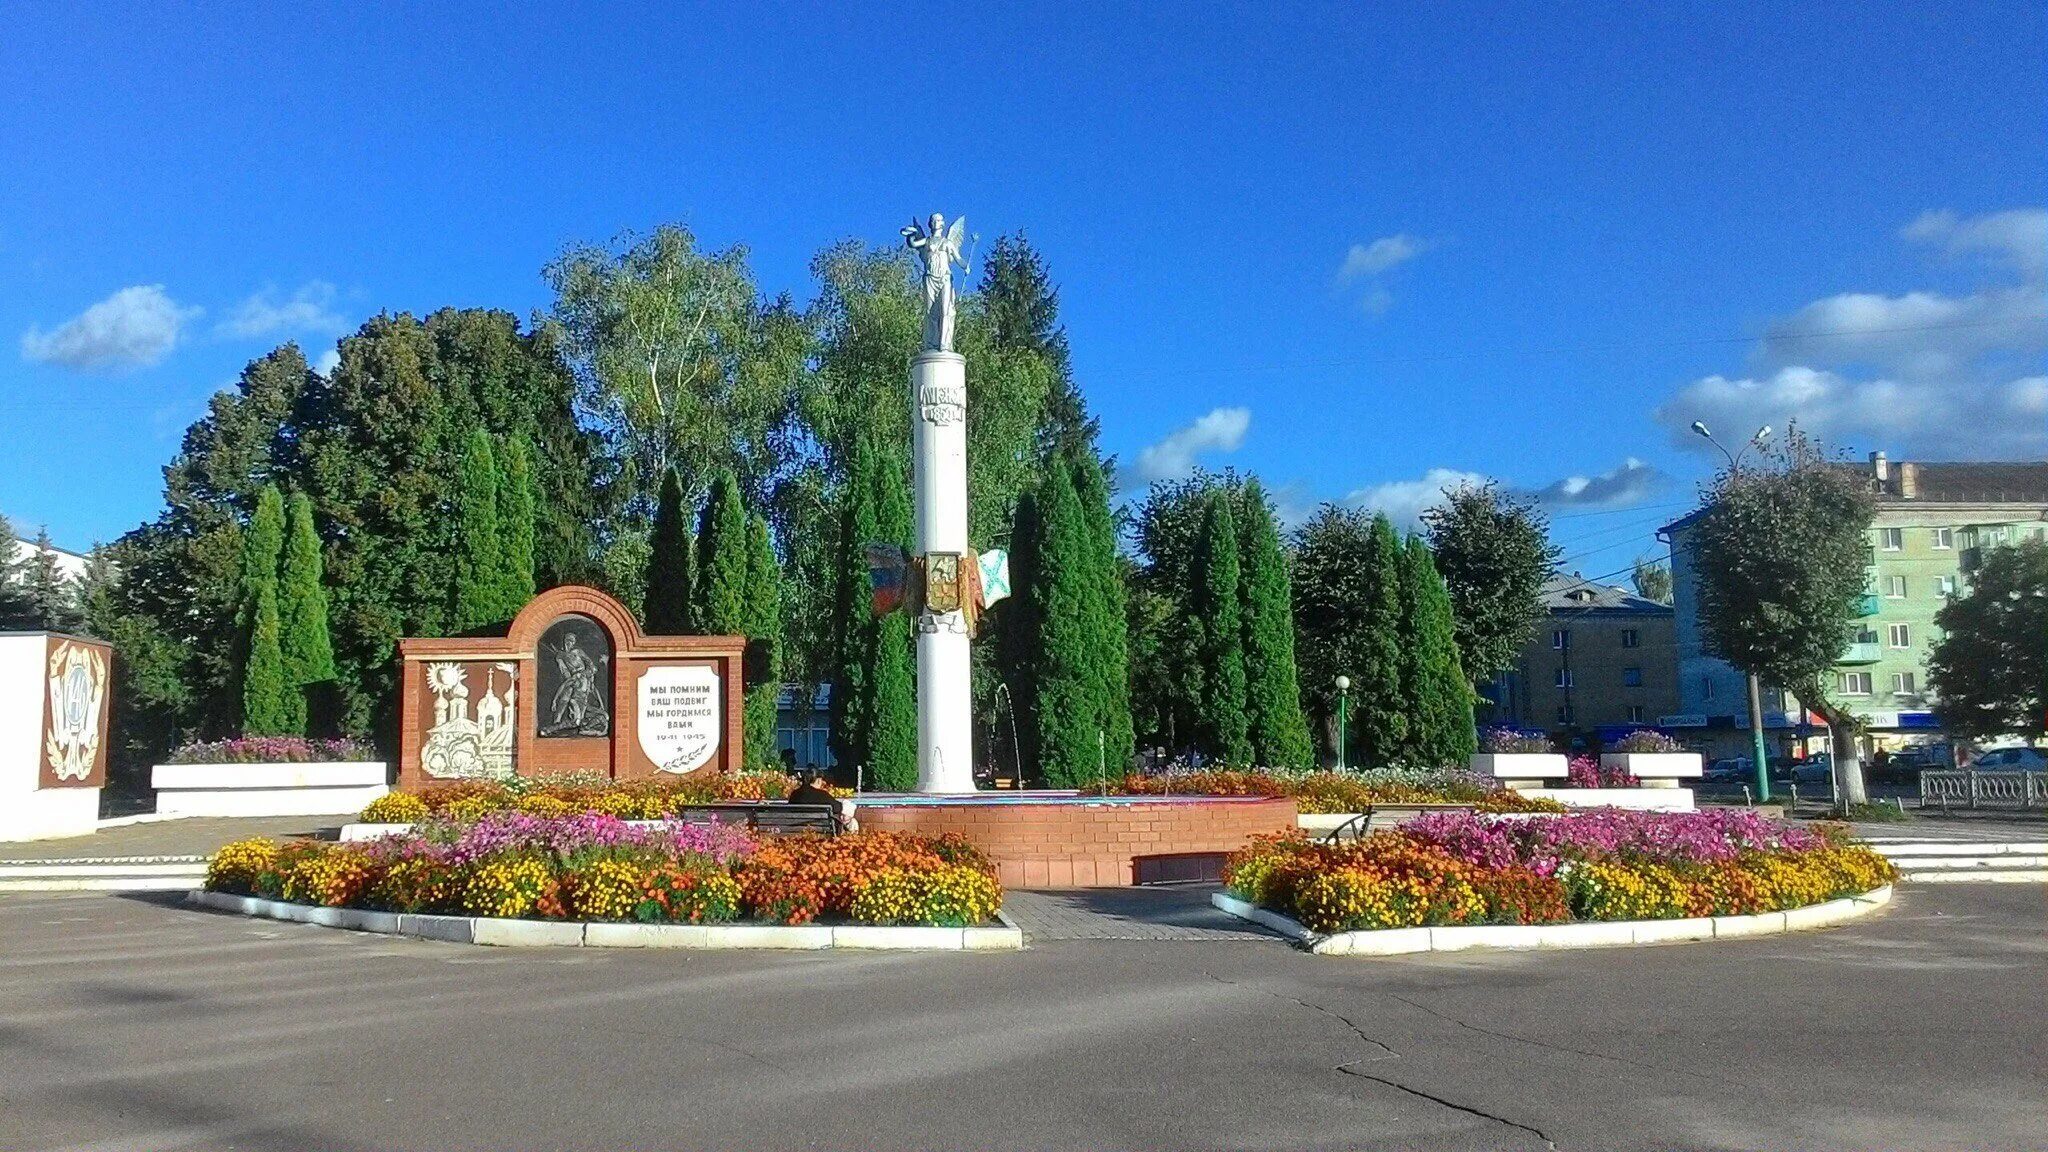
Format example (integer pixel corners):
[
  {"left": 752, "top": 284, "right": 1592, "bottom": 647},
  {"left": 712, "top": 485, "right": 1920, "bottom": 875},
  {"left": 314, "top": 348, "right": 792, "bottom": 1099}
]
[{"left": 901, "top": 213, "right": 970, "bottom": 353}]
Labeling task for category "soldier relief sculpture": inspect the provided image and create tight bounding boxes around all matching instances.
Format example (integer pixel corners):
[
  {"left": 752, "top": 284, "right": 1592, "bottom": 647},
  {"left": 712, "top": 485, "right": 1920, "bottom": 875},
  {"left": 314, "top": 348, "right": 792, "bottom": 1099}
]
[{"left": 538, "top": 615, "right": 612, "bottom": 738}]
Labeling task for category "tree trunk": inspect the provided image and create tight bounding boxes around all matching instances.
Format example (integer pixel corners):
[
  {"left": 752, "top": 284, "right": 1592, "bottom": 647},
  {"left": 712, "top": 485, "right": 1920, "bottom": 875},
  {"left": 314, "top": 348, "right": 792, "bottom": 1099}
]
[{"left": 1808, "top": 700, "right": 1869, "bottom": 806}]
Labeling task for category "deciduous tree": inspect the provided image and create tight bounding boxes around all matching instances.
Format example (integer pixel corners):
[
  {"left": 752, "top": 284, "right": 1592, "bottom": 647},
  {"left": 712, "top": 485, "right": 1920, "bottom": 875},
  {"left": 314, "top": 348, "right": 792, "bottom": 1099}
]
[
  {"left": 1929, "top": 538, "right": 2047, "bottom": 744},
  {"left": 1423, "top": 482, "right": 1561, "bottom": 693}
]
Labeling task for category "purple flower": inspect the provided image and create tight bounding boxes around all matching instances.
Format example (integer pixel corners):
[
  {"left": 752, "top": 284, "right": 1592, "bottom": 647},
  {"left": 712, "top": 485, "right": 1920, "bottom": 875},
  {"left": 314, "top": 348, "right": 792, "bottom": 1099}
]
[{"left": 1403, "top": 809, "right": 1821, "bottom": 874}]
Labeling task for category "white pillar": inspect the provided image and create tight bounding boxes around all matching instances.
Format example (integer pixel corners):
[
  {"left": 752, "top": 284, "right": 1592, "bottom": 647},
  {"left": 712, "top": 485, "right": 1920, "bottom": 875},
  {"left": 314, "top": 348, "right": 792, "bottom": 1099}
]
[{"left": 909, "top": 351, "right": 976, "bottom": 793}]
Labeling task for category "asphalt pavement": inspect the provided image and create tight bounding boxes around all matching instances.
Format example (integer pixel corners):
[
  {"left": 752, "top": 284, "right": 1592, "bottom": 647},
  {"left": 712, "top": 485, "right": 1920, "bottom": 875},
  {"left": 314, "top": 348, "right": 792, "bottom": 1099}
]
[{"left": 0, "top": 885, "right": 2043, "bottom": 1152}]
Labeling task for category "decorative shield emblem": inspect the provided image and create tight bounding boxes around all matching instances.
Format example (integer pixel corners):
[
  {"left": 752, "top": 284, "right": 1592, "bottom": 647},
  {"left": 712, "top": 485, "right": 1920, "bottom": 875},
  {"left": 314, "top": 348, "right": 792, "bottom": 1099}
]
[
  {"left": 45, "top": 641, "right": 106, "bottom": 782},
  {"left": 924, "top": 552, "right": 963, "bottom": 615},
  {"left": 638, "top": 665, "right": 721, "bottom": 774}
]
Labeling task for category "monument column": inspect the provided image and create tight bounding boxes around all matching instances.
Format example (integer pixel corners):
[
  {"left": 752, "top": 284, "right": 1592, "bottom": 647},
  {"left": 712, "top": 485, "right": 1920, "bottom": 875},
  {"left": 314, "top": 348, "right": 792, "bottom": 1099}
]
[{"left": 909, "top": 349, "right": 976, "bottom": 792}]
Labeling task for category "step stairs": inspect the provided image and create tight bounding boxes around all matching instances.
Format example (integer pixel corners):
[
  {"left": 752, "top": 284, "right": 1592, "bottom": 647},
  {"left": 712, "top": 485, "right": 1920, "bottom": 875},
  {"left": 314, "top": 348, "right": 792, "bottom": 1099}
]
[
  {"left": 1866, "top": 839, "right": 2048, "bottom": 884},
  {"left": 0, "top": 856, "right": 209, "bottom": 892}
]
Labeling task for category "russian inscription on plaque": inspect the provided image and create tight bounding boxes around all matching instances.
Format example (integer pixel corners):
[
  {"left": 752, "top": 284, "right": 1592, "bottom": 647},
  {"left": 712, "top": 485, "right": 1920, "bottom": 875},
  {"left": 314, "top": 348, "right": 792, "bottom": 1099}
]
[{"left": 638, "top": 665, "right": 722, "bottom": 774}]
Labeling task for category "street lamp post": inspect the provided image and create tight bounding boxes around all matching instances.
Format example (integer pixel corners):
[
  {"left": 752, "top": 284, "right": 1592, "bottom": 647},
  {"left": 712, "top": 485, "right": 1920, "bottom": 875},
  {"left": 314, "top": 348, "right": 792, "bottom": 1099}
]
[
  {"left": 1335, "top": 675, "right": 1352, "bottom": 773},
  {"left": 1692, "top": 420, "right": 1775, "bottom": 803}
]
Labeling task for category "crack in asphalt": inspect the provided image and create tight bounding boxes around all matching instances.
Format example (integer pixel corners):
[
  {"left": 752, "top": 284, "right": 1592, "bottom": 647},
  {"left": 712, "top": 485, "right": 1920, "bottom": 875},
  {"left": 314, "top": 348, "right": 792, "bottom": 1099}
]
[
  {"left": 1385, "top": 992, "right": 1763, "bottom": 1094},
  {"left": 1335, "top": 1064, "right": 1560, "bottom": 1149}
]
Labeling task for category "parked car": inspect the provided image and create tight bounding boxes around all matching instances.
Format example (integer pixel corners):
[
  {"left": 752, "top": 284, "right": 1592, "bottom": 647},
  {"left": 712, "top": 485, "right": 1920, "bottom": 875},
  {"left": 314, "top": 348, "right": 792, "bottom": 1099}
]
[
  {"left": 1704, "top": 758, "right": 1753, "bottom": 783},
  {"left": 1972, "top": 747, "right": 2047, "bottom": 773}
]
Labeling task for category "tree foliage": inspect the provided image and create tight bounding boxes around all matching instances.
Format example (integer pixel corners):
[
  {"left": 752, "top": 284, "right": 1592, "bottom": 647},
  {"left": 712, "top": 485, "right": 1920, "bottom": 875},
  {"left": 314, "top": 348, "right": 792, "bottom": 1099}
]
[
  {"left": 1024, "top": 460, "right": 1110, "bottom": 785},
  {"left": 691, "top": 470, "right": 751, "bottom": 636},
  {"left": 1422, "top": 482, "right": 1561, "bottom": 686},
  {"left": 643, "top": 467, "right": 694, "bottom": 634},
  {"left": 452, "top": 430, "right": 508, "bottom": 632},
  {"left": 1398, "top": 535, "right": 1477, "bottom": 765},
  {"left": 1928, "top": 538, "right": 2047, "bottom": 743},
  {"left": 279, "top": 492, "right": 336, "bottom": 734},
  {"left": 499, "top": 433, "right": 538, "bottom": 608},
  {"left": 1191, "top": 493, "right": 1252, "bottom": 764},
  {"left": 1353, "top": 514, "right": 1410, "bottom": 767},
  {"left": 1631, "top": 554, "right": 1673, "bottom": 604},
  {"left": 239, "top": 486, "right": 291, "bottom": 736},
  {"left": 1236, "top": 480, "right": 1313, "bottom": 767},
  {"left": 1288, "top": 506, "right": 1374, "bottom": 764},
  {"left": 742, "top": 512, "right": 784, "bottom": 765}
]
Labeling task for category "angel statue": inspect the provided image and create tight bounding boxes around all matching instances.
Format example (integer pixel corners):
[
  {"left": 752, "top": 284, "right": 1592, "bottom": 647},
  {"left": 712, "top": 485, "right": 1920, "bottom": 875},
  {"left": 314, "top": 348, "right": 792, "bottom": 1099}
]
[{"left": 901, "top": 212, "right": 970, "bottom": 353}]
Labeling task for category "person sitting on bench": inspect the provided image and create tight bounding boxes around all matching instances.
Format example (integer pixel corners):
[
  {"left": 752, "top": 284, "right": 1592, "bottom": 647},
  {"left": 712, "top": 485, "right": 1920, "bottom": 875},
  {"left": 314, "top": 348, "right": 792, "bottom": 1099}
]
[{"left": 786, "top": 768, "right": 836, "bottom": 809}]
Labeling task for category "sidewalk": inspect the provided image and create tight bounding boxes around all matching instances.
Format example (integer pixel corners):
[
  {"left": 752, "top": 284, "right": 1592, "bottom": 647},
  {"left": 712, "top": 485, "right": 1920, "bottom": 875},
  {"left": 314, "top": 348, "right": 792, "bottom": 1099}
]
[{"left": 0, "top": 816, "right": 343, "bottom": 861}]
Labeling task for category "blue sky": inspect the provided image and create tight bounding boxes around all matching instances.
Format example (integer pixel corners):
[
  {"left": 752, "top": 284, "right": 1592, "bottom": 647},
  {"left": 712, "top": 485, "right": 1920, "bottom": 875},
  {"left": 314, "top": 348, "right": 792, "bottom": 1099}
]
[{"left": 4, "top": 3, "right": 2043, "bottom": 583}]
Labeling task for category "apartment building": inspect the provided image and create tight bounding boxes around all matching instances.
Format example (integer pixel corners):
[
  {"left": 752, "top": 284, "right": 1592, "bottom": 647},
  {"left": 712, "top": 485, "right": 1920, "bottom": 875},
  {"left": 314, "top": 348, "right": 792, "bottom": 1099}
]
[
  {"left": 1478, "top": 574, "right": 1678, "bottom": 745},
  {"left": 1663, "top": 454, "right": 2048, "bottom": 760}
]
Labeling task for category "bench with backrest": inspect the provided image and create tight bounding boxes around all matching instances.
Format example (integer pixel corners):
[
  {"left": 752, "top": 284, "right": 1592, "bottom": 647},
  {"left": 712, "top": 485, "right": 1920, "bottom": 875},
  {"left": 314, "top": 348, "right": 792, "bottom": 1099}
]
[
  {"left": 1320, "top": 802, "right": 1474, "bottom": 844},
  {"left": 671, "top": 802, "right": 842, "bottom": 837}
]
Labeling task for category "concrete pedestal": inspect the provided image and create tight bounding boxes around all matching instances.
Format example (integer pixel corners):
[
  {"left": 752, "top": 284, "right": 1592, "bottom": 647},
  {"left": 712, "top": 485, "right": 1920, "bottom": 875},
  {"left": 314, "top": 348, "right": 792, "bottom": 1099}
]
[
  {"left": 910, "top": 351, "right": 976, "bottom": 794},
  {"left": 1, "top": 632, "right": 111, "bottom": 841}
]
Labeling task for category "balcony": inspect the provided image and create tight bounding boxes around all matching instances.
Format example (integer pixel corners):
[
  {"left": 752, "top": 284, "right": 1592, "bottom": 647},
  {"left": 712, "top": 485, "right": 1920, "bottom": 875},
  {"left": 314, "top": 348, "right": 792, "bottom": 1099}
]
[
  {"left": 1840, "top": 641, "right": 1882, "bottom": 664},
  {"left": 1855, "top": 594, "right": 1880, "bottom": 617}
]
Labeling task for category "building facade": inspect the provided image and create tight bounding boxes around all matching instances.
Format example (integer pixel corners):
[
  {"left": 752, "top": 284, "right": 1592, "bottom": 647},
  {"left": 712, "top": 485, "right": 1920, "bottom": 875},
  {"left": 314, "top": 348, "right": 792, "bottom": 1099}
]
[
  {"left": 1479, "top": 574, "right": 1679, "bottom": 747},
  {"left": 1663, "top": 454, "right": 2048, "bottom": 761}
]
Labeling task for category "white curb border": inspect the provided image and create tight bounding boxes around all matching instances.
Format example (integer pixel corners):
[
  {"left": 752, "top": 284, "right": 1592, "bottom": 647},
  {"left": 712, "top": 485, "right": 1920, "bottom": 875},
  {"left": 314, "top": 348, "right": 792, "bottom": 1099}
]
[
  {"left": 187, "top": 890, "right": 1024, "bottom": 951},
  {"left": 1211, "top": 885, "right": 1894, "bottom": 956}
]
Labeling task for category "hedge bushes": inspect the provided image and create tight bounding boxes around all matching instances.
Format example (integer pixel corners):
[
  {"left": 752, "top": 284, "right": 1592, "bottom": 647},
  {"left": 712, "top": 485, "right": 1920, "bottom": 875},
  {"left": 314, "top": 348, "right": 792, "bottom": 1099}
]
[
  {"left": 357, "top": 770, "right": 810, "bottom": 824},
  {"left": 1106, "top": 768, "right": 1565, "bottom": 814}
]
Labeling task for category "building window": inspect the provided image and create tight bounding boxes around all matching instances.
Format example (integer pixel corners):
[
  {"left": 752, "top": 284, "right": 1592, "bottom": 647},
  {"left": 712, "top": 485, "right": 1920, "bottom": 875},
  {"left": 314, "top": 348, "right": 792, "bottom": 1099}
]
[
  {"left": 1938, "top": 575, "right": 1957, "bottom": 597},
  {"left": 1932, "top": 527, "right": 1953, "bottom": 549},
  {"left": 1552, "top": 629, "right": 1570, "bottom": 650},
  {"left": 1623, "top": 666, "right": 1643, "bottom": 687},
  {"left": 1880, "top": 527, "right": 1903, "bottom": 551},
  {"left": 1627, "top": 705, "right": 1646, "bottom": 723},
  {"left": 1554, "top": 668, "right": 1573, "bottom": 689},
  {"left": 1839, "top": 671, "right": 1873, "bottom": 696},
  {"left": 1556, "top": 704, "right": 1573, "bottom": 724},
  {"left": 1621, "top": 628, "right": 1639, "bottom": 648},
  {"left": 1892, "top": 671, "right": 1916, "bottom": 694},
  {"left": 1888, "top": 623, "right": 1911, "bottom": 648},
  {"left": 1886, "top": 575, "right": 1906, "bottom": 598}
]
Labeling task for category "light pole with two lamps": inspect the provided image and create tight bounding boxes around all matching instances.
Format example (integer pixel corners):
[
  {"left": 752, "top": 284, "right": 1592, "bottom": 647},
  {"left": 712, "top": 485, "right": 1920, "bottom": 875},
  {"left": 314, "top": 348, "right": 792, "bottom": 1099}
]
[{"left": 1691, "top": 420, "right": 1775, "bottom": 803}]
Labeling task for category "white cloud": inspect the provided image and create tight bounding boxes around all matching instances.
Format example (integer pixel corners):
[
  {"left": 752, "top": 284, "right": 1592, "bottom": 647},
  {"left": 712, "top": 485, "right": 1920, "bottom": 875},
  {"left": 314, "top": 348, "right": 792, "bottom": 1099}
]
[
  {"left": 312, "top": 347, "right": 341, "bottom": 375},
  {"left": 1902, "top": 208, "right": 2047, "bottom": 279},
  {"left": 1531, "top": 457, "right": 1666, "bottom": 509},
  {"left": 215, "top": 281, "right": 346, "bottom": 340},
  {"left": 1342, "top": 467, "right": 1490, "bottom": 531},
  {"left": 1659, "top": 206, "right": 2048, "bottom": 461},
  {"left": 1655, "top": 366, "right": 2048, "bottom": 459},
  {"left": 21, "top": 285, "right": 199, "bottom": 371},
  {"left": 1130, "top": 407, "right": 1252, "bottom": 485},
  {"left": 1338, "top": 234, "right": 1428, "bottom": 279}
]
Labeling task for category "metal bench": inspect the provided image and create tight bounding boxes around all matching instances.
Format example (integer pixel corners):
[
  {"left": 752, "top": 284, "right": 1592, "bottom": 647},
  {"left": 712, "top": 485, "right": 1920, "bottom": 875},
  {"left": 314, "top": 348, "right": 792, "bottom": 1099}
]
[
  {"left": 672, "top": 802, "right": 843, "bottom": 836},
  {"left": 1320, "top": 803, "right": 1473, "bottom": 843}
]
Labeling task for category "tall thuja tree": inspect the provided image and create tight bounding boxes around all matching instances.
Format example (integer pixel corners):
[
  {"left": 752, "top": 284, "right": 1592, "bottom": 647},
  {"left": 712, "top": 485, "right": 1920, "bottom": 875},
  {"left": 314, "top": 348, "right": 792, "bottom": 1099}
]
[
  {"left": 238, "top": 486, "right": 291, "bottom": 735},
  {"left": 1191, "top": 493, "right": 1252, "bottom": 765},
  {"left": 452, "top": 430, "right": 508, "bottom": 631},
  {"left": 827, "top": 435, "right": 881, "bottom": 773},
  {"left": 863, "top": 440, "right": 917, "bottom": 791},
  {"left": 643, "top": 467, "right": 694, "bottom": 633},
  {"left": 997, "top": 488, "right": 1043, "bottom": 778},
  {"left": 1354, "top": 513, "right": 1410, "bottom": 767},
  {"left": 692, "top": 470, "right": 750, "bottom": 636},
  {"left": 1069, "top": 448, "right": 1133, "bottom": 772},
  {"left": 498, "top": 434, "right": 538, "bottom": 610},
  {"left": 279, "top": 492, "right": 337, "bottom": 735},
  {"left": 1398, "top": 535, "right": 1475, "bottom": 766},
  {"left": 1237, "top": 480, "right": 1313, "bottom": 768},
  {"left": 1025, "top": 461, "right": 1106, "bottom": 786},
  {"left": 742, "top": 513, "right": 784, "bottom": 766}
]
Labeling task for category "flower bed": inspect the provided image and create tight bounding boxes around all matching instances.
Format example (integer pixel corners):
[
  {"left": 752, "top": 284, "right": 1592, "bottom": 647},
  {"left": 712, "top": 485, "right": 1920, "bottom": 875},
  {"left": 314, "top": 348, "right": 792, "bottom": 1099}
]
[
  {"left": 1223, "top": 809, "right": 1896, "bottom": 934},
  {"left": 1103, "top": 768, "right": 1565, "bottom": 814},
  {"left": 205, "top": 815, "right": 1002, "bottom": 929},
  {"left": 168, "top": 737, "right": 380, "bottom": 764},
  {"left": 1566, "top": 754, "right": 1639, "bottom": 789},
  {"left": 357, "top": 769, "right": 820, "bottom": 824}
]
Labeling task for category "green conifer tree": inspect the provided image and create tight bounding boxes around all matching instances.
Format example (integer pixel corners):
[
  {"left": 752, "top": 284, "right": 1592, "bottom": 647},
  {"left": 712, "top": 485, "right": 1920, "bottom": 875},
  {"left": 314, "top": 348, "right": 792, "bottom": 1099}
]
[
  {"left": 644, "top": 467, "right": 694, "bottom": 633},
  {"left": 1401, "top": 535, "right": 1477, "bottom": 765},
  {"left": 742, "top": 513, "right": 784, "bottom": 767},
  {"left": 279, "top": 492, "right": 336, "bottom": 735},
  {"left": 1191, "top": 492, "right": 1252, "bottom": 764},
  {"left": 999, "top": 489, "right": 1043, "bottom": 780},
  {"left": 1237, "top": 480, "right": 1314, "bottom": 767},
  {"left": 1069, "top": 449, "right": 1134, "bottom": 772},
  {"left": 499, "top": 433, "right": 538, "bottom": 611},
  {"left": 452, "top": 431, "right": 507, "bottom": 631},
  {"left": 1355, "top": 513, "right": 1410, "bottom": 767},
  {"left": 1026, "top": 461, "right": 1105, "bottom": 785},
  {"left": 239, "top": 486, "right": 291, "bottom": 735},
  {"left": 864, "top": 441, "right": 918, "bottom": 791},
  {"left": 692, "top": 470, "right": 750, "bottom": 636},
  {"left": 827, "top": 437, "right": 879, "bottom": 774}
]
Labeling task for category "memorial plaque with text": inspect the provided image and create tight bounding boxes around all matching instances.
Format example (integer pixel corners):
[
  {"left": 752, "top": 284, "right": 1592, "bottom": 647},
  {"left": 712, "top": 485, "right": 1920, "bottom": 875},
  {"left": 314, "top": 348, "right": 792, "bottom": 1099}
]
[{"left": 637, "top": 665, "right": 721, "bottom": 774}]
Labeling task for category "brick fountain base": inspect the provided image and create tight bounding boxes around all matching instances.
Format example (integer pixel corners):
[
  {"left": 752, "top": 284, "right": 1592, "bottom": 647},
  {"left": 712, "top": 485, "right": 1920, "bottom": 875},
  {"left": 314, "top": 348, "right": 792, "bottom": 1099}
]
[{"left": 852, "top": 793, "right": 1298, "bottom": 888}]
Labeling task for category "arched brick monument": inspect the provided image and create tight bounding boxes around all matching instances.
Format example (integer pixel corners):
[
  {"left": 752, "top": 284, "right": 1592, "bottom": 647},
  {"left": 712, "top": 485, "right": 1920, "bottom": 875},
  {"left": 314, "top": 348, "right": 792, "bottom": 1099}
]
[{"left": 395, "top": 586, "right": 745, "bottom": 789}]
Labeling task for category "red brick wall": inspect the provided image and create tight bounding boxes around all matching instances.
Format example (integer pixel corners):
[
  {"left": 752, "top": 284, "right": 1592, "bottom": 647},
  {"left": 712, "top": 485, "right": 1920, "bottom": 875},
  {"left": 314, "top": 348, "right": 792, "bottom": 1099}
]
[{"left": 856, "top": 797, "right": 1298, "bottom": 888}]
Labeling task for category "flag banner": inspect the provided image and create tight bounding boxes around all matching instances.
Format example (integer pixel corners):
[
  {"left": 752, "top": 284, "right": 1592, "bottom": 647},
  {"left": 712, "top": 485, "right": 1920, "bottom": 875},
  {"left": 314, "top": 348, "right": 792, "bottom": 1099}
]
[
  {"left": 978, "top": 548, "right": 1010, "bottom": 606},
  {"left": 865, "top": 543, "right": 909, "bottom": 617}
]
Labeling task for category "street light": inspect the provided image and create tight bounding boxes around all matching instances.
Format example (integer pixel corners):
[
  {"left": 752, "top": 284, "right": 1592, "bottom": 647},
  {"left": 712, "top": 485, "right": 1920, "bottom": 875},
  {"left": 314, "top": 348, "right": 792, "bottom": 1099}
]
[
  {"left": 1692, "top": 418, "right": 1776, "bottom": 802},
  {"left": 1335, "top": 675, "right": 1352, "bottom": 773}
]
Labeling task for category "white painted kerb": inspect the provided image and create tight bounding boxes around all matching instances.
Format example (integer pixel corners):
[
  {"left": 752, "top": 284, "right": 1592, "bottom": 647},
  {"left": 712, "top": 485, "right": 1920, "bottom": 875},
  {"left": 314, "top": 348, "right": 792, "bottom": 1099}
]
[
  {"left": 1212, "top": 886, "right": 1893, "bottom": 955},
  {"left": 151, "top": 761, "right": 388, "bottom": 817}
]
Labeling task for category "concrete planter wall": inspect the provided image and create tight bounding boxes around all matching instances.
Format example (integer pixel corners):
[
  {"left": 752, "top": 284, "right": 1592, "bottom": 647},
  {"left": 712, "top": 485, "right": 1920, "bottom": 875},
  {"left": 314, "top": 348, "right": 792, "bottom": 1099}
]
[
  {"left": 1470, "top": 752, "right": 1568, "bottom": 787},
  {"left": 1517, "top": 787, "right": 1696, "bottom": 812},
  {"left": 1602, "top": 751, "right": 1702, "bottom": 788},
  {"left": 151, "top": 761, "right": 389, "bottom": 817}
]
